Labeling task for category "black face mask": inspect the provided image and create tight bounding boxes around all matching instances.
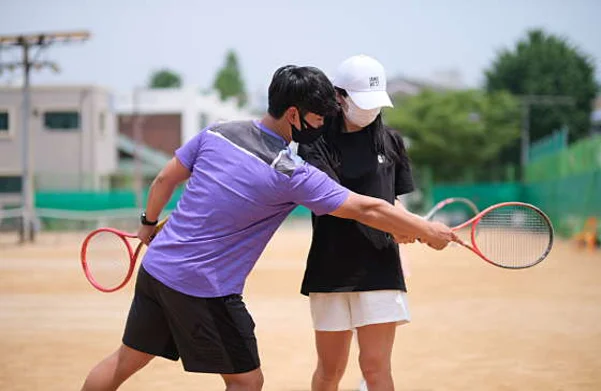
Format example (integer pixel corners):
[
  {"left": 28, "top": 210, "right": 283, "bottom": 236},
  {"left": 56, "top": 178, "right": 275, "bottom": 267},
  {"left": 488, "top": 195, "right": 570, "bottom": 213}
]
[{"left": 291, "top": 112, "right": 324, "bottom": 144}]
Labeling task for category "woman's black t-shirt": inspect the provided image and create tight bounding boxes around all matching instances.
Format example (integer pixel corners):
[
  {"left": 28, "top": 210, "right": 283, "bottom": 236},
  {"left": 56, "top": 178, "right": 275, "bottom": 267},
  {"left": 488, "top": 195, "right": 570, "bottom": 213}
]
[{"left": 297, "top": 124, "right": 414, "bottom": 296}]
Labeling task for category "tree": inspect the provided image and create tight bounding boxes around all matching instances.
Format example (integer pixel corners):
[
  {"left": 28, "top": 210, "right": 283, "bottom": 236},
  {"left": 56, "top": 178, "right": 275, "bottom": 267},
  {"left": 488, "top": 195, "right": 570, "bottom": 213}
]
[
  {"left": 486, "top": 29, "right": 598, "bottom": 145},
  {"left": 213, "top": 50, "right": 248, "bottom": 107},
  {"left": 385, "top": 89, "right": 521, "bottom": 182},
  {"left": 148, "top": 69, "right": 182, "bottom": 89}
]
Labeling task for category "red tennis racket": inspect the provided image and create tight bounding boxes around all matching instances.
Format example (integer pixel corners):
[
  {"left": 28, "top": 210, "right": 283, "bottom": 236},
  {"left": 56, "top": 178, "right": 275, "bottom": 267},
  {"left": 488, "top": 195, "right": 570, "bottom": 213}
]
[
  {"left": 449, "top": 202, "right": 553, "bottom": 269},
  {"left": 80, "top": 217, "right": 168, "bottom": 292}
]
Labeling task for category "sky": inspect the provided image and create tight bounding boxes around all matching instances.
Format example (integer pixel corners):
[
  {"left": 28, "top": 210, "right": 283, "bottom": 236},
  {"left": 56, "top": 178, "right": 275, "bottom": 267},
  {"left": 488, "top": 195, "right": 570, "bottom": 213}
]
[{"left": 1, "top": 0, "right": 600, "bottom": 108}]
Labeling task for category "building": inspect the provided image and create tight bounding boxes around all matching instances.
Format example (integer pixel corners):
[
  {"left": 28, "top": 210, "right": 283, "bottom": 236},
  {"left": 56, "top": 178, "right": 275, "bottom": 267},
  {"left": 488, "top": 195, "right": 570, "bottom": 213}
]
[
  {"left": 0, "top": 85, "right": 117, "bottom": 207},
  {"left": 0, "top": 84, "right": 257, "bottom": 208},
  {"left": 112, "top": 87, "right": 256, "bottom": 183},
  {"left": 114, "top": 87, "right": 256, "bottom": 155}
]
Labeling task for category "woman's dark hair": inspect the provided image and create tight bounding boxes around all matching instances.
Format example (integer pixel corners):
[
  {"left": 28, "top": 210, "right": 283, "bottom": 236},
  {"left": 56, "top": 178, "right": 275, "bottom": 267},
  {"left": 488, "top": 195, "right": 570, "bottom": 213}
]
[
  {"left": 323, "top": 88, "right": 407, "bottom": 168},
  {"left": 267, "top": 65, "right": 339, "bottom": 119}
]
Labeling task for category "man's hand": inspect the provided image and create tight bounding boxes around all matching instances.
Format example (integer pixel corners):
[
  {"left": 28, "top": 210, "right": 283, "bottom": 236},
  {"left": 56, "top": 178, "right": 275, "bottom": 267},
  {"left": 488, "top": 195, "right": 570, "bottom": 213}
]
[
  {"left": 137, "top": 224, "right": 157, "bottom": 246},
  {"left": 422, "top": 221, "right": 457, "bottom": 250}
]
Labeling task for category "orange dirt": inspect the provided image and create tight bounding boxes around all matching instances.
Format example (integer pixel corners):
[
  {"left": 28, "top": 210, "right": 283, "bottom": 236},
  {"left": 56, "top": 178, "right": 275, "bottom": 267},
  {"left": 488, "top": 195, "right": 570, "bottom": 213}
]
[{"left": 1, "top": 221, "right": 600, "bottom": 390}]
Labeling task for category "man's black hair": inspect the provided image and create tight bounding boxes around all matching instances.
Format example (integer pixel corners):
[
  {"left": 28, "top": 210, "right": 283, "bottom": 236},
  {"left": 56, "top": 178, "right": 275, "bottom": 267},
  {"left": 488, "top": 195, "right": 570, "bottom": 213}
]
[{"left": 267, "top": 65, "right": 339, "bottom": 119}]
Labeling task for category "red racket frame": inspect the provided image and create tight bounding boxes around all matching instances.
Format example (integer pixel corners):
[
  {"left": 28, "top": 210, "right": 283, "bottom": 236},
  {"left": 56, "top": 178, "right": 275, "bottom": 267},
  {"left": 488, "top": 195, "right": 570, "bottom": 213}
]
[
  {"left": 450, "top": 201, "right": 554, "bottom": 269},
  {"left": 80, "top": 227, "right": 144, "bottom": 293}
]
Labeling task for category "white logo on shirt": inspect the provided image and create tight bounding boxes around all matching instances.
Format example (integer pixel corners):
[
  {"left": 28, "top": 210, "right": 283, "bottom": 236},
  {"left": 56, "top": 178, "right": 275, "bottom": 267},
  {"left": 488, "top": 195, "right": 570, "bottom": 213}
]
[{"left": 378, "top": 154, "right": 385, "bottom": 164}]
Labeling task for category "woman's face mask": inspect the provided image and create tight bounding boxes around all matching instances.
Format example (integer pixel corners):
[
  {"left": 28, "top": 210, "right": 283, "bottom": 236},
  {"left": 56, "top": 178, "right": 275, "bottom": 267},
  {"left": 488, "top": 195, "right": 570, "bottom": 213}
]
[{"left": 343, "top": 96, "right": 381, "bottom": 128}]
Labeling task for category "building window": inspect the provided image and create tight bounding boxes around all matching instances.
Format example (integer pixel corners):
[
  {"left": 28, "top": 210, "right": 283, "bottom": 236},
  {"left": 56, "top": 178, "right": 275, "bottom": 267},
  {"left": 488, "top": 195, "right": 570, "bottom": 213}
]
[
  {"left": 0, "top": 176, "right": 21, "bottom": 193},
  {"left": 0, "top": 111, "right": 9, "bottom": 136},
  {"left": 44, "top": 111, "right": 80, "bottom": 131}
]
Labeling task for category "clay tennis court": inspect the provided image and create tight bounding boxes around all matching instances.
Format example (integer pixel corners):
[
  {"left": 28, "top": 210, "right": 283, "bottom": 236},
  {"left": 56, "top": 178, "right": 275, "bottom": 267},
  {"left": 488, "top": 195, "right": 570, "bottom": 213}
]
[{"left": 1, "top": 221, "right": 600, "bottom": 390}]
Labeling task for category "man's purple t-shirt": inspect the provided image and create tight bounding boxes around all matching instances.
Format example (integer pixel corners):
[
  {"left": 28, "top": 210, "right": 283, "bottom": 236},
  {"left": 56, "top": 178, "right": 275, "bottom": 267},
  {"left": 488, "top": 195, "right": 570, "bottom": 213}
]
[{"left": 142, "top": 120, "right": 349, "bottom": 298}]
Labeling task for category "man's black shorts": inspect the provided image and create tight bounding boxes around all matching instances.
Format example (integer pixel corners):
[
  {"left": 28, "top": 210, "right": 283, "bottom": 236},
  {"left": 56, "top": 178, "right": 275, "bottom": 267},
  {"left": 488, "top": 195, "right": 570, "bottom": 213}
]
[{"left": 122, "top": 265, "right": 260, "bottom": 374}]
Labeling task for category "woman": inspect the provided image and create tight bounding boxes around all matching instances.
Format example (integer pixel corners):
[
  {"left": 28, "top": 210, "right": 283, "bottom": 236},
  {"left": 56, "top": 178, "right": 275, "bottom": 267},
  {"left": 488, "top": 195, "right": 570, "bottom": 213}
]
[{"left": 298, "top": 55, "right": 415, "bottom": 391}]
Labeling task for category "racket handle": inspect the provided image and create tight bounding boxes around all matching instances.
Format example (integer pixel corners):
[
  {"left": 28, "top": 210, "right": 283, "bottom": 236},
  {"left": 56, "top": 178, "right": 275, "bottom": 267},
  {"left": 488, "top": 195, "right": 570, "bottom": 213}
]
[{"left": 453, "top": 238, "right": 470, "bottom": 249}]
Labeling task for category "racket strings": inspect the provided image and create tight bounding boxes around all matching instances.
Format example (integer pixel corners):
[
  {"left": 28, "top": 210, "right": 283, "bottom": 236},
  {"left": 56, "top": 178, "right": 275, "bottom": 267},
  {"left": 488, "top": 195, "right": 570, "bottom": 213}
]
[
  {"left": 83, "top": 231, "right": 133, "bottom": 290},
  {"left": 453, "top": 226, "right": 472, "bottom": 244},
  {"left": 428, "top": 200, "right": 479, "bottom": 227},
  {"left": 475, "top": 205, "right": 552, "bottom": 268},
  {"left": 428, "top": 200, "right": 479, "bottom": 244}
]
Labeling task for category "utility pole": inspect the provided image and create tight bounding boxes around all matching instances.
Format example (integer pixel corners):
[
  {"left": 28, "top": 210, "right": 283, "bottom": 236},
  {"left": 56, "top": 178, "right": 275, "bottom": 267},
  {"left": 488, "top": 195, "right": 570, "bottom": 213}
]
[
  {"left": 0, "top": 31, "right": 90, "bottom": 242},
  {"left": 132, "top": 87, "right": 146, "bottom": 210},
  {"left": 519, "top": 95, "right": 575, "bottom": 170}
]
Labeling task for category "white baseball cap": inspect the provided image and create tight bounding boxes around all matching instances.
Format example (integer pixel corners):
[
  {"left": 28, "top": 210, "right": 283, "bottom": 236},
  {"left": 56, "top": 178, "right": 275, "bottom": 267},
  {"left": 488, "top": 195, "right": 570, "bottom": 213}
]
[{"left": 332, "top": 54, "right": 393, "bottom": 110}]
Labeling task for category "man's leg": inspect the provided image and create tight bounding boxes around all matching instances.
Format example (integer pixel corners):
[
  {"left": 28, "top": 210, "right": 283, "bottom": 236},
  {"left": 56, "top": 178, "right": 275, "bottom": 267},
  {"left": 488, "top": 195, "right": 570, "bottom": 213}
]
[
  {"left": 81, "top": 267, "right": 175, "bottom": 391},
  {"left": 312, "top": 330, "right": 353, "bottom": 391},
  {"left": 221, "top": 368, "right": 264, "bottom": 391},
  {"left": 80, "top": 344, "right": 154, "bottom": 391},
  {"left": 356, "top": 322, "right": 396, "bottom": 391}
]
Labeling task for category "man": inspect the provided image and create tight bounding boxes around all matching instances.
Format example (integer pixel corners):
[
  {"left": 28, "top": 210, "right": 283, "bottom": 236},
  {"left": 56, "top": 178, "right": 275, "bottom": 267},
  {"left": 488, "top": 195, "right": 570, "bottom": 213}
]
[{"left": 80, "top": 65, "right": 455, "bottom": 391}]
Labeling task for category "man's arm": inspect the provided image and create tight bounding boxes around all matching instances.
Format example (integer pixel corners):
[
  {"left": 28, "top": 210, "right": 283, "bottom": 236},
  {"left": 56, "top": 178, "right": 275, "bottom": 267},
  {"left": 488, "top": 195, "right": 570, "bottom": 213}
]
[
  {"left": 288, "top": 163, "right": 454, "bottom": 249},
  {"left": 329, "top": 192, "right": 455, "bottom": 250},
  {"left": 138, "top": 157, "right": 191, "bottom": 244},
  {"left": 391, "top": 198, "right": 422, "bottom": 243}
]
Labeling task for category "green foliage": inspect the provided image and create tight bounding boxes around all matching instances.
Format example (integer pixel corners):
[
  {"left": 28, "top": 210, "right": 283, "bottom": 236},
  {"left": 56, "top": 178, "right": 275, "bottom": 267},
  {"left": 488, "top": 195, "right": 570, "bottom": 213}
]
[
  {"left": 213, "top": 50, "right": 248, "bottom": 107},
  {"left": 385, "top": 89, "right": 521, "bottom": 182},
  {"left": 148, "top": 69, "right": 182, "bottom": 89},
  {"left": 486, "top": 29, "right": 598, "bottom": 143}
]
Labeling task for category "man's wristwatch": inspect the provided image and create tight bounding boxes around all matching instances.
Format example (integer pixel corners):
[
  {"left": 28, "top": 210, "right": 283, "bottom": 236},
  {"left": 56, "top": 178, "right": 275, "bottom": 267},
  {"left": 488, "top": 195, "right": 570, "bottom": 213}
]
[{"left": 140, "top": 212, "right": 158, "bottom": 226}]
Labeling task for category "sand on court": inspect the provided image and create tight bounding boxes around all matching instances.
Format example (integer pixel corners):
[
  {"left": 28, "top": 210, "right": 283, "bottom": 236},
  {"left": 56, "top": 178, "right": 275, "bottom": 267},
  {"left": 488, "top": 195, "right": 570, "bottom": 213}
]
[{"left": 1, "top": 221, "right": 600, "bottom": 391}]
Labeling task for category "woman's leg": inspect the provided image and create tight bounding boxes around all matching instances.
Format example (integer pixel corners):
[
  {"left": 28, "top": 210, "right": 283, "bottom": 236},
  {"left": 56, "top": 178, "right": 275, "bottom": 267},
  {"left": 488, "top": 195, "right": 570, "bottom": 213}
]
[
  {"left": 312, "top": 330, "right": 353, "bottom": 391},
  {"left": 356, "top": 322, "right": 397, "bottom": 391},
  {"left": 352, "top": 290, "right": 410, "bottom": 391},
  {"left": 309, "top": 292, "right": 354, "bottom": 391}
]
